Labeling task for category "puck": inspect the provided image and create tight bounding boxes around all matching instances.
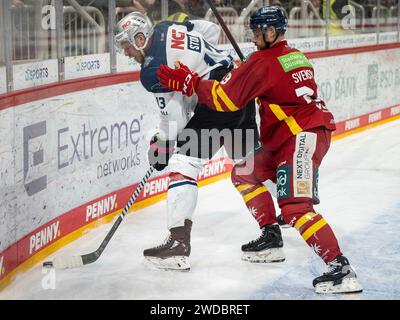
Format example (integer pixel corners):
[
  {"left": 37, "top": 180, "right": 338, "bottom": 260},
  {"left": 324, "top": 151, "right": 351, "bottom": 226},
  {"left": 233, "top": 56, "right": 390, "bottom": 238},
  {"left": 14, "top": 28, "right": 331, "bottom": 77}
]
[{"left": 43, "top": 261, "right": 53, "bottom": 268}]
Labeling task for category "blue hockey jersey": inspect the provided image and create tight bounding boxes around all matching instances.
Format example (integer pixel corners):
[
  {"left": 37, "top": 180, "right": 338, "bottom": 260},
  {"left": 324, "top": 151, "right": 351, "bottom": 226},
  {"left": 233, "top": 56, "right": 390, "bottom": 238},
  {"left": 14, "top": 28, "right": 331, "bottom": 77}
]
[{"left": 139, "top": 20, "right": 233, "bottom": 141}]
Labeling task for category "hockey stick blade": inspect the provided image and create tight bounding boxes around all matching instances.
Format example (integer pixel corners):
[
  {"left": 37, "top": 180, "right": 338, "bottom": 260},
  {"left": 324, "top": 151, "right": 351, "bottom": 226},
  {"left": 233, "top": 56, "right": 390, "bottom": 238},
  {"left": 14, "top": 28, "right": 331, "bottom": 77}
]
[
  {"left": 42, "top": 167, "right": 154, "bottom": 269},
  {"left": 42, "top": 255, "right": 83, "bottom": 269}
]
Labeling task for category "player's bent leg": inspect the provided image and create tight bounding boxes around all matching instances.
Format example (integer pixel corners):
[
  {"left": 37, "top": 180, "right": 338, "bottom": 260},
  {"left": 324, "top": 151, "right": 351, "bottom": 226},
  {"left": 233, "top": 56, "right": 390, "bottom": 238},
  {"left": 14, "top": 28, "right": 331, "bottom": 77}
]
[
  {"left": 280, "top": 202, "right": 362, "bottom": 293},
  {"left": 231, "top": 160, "right": 285, "bottom": 263},
  {"left": 167, "top": 154, "right": 203, "bottom": 228},
  {"left": 231, "top": 153, "right": 277, "bottom": 228},
  {"left": 143, "top": 154, "right": 203, "bottom": 271}
]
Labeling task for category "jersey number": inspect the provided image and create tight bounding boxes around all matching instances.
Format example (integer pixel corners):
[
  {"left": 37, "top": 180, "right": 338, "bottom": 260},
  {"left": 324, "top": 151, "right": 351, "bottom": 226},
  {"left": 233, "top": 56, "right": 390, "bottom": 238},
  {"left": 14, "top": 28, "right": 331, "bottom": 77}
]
[
  {"left": 295, "top": 86, "right": 314, "bottom": 104},
  {"left": 156, "top": 97, "right": 166, "bottom": 109},
  {"left": 295, "top": 86, "right": 328, "bottom": 111}
]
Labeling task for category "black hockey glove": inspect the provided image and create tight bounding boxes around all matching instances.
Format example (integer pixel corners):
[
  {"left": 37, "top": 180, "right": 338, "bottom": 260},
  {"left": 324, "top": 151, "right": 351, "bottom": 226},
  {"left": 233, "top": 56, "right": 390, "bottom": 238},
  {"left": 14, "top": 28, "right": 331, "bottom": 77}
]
[{"left": 148, "top": 133, "right": 174, "bottom": 171}]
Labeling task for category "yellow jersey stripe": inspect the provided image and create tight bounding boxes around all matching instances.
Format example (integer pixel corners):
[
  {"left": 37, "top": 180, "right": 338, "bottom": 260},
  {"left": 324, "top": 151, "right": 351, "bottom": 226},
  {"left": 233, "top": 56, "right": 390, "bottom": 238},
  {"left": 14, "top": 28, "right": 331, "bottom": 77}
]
[
  {"left": 216, "top": 86, "right": 240, "bottom": 112},
  {"left": 285, "top": 116, "right": 303, "bottom": 135},
  {"left": 212, "top": 81, "right": 224, "bottom": 112},
  {"left": 269, "top": 104, "right": 303, "bottom": 135},
  {"left": 301, "top": 218, "right": 327, "bottom": 241},
  {"left": 294, "top": 212, "right": 319, "bottom": 231},
  {"left": 243, "top": 186, "right": 268, "bottom": 203},
  {"left": 235, "top": 184, "right": 255, "bottom": 193}
]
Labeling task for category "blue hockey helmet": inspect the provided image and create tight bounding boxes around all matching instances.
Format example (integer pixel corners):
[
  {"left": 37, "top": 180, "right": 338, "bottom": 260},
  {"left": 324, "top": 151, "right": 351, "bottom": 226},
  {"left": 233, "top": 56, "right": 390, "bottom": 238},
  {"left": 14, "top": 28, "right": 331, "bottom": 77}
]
[{"left": 250, "top": 6, "right": 288, "bottom": 34}]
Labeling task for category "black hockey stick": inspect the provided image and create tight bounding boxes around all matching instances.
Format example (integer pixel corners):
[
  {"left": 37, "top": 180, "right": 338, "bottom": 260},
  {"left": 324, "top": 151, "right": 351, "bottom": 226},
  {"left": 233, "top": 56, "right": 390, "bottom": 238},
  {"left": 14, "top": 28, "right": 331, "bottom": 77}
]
[
  {"left": 205, "top": 0, "right": 257, "bottom": 130},
  {"left": 43, "top": 166, "right": 155, "bottom": 269},
  {"left": 205, "top": 0, "right": 245, "bottom": 61}
]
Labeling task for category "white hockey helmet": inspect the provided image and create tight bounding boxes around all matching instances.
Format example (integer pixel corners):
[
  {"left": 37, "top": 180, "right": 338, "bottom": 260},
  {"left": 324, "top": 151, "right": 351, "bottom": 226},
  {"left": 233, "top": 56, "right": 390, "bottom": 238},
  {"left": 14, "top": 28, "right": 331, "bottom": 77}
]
[{"left": 114, "top": 12, "right": 153, "bottom": 55}]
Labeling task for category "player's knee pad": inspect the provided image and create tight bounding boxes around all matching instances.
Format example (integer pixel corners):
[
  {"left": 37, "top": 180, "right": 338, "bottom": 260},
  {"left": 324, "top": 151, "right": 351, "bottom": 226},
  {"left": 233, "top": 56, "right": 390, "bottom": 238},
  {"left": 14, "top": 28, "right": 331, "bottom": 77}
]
[
  {"left": 280, "top": 201, "right": 315, "bottom": 227},
  {"left": 168, "top": 153, "right": 203, "bottom": 181},
  {"left": 167, "top": 172, "right": 199, "bottom": 229}
]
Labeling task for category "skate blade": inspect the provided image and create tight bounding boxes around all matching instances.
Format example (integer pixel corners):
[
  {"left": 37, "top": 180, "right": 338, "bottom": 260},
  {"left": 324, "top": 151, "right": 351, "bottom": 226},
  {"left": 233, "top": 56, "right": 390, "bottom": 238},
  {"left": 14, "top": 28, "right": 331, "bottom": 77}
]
[
  {"left": 144, "top": 256, "right": 190, "bottom": 271},
  {"left": 242, "top": 248, "right": 285, "bottom": 263},
  {"left": 315, "top": 277, "right": 363, "bottom": 294}
]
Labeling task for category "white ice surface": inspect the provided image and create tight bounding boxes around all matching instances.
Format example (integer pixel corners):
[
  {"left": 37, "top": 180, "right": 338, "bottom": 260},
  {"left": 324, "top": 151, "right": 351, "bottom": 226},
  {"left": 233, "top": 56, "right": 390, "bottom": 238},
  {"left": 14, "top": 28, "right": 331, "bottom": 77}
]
[{"left": 1, "top": 120, "right": 400, "bottom": 300}]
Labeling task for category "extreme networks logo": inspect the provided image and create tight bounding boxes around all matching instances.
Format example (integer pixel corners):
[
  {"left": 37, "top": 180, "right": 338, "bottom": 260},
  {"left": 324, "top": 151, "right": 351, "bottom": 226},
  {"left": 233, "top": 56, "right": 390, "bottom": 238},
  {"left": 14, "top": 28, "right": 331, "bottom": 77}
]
[{"left": 23, "top": 117, "right": 142, "bottom": 196}]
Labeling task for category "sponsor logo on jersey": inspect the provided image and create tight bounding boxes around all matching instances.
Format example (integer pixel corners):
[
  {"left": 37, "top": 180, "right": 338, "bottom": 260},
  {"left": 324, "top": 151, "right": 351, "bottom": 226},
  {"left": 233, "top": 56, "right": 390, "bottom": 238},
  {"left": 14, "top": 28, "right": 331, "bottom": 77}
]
[
  {"left": 29, "top": 221, "right": 60, "bottom": 255},
  {"left": 86, "top": 194, "right": 117, "bottom": 222},
  {"left": 278, "top": 52, "right": 313, "bottom": 73},
  {"left": 296, "top": 181, "right": 311, "bottom": 195},
  {"left": 171, "top": 29, "right": 185, "bottom": 50},
  {"left": 187, "top": 34, "right": 201, "bottom": 53},
  {"left": 277, "top": 165, "right": 290, "bottom": 200},
  {"left": 293, "top": 132, "right": 316, "bottom": 198}
]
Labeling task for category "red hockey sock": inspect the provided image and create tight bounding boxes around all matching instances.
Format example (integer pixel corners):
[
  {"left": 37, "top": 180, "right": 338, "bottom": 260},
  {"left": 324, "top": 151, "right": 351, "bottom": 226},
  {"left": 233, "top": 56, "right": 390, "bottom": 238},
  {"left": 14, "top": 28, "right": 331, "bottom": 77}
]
[
  {"left": 282, "top": 205, "right": 342, "bottom": 263},
  {"left": 234, "top": 183, "right": 277, "bottom": 227}
]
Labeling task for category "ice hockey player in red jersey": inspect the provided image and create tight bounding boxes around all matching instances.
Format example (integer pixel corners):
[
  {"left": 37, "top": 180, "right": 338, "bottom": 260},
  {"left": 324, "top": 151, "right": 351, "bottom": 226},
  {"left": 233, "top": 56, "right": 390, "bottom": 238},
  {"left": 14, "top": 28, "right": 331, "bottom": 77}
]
[{"left": 157, "top": 6, "right": 363, "bottom": 294}]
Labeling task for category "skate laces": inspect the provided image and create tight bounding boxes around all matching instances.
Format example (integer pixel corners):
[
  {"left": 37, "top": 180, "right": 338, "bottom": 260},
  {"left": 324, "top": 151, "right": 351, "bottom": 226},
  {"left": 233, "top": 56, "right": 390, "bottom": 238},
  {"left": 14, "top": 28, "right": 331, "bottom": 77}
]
[
  {"left": 154, "top": 234, "right": 172, "bottom": 249},
  {"left": 249, "top": 228, "right": 269, "bottom": 245},
  {"left": 325, "top": 259, "right": 343, "bottom": 274}
]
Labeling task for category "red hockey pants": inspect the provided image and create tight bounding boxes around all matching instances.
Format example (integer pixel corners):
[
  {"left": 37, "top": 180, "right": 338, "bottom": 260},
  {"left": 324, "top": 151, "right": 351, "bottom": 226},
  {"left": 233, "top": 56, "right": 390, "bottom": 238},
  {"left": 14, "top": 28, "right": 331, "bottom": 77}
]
[{"left": 231, "top": 128, "right": 342, "bottom": 263}]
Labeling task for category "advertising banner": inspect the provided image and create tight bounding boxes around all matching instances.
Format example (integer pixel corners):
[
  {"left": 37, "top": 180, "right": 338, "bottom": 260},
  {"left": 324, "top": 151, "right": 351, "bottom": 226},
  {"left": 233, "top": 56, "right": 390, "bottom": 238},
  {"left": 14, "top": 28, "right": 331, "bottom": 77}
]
[
  {"left": 379, "top": 32, "right": 399, "bottom": 44},
  {"left": 312, "top": 48, "right": 400, "bottom": 121},
  {"left": 12, "top": 59, "right": 59, "bottom": 91},
  {"left": 0, "top": 66, "right": 6, "bottom": 94},
  {"left": 0, "top": 81, "right": 159, "bottom": 253},
  {"left": 328, "top": 33, "right": 377, "bottom": 49},
  {"left": 64, "top": 53, "right": 110, "bottom": 80},
  {"left": 288, "top": 37, "right": 326, "bottom": 52}
]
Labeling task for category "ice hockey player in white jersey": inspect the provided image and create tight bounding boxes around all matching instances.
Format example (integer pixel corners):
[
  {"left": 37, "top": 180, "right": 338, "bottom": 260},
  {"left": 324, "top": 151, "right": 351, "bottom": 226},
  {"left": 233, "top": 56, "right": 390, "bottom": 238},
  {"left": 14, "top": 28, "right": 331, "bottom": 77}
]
[{"left": 114, "top": 12, "right": 258, "bottom": 270}]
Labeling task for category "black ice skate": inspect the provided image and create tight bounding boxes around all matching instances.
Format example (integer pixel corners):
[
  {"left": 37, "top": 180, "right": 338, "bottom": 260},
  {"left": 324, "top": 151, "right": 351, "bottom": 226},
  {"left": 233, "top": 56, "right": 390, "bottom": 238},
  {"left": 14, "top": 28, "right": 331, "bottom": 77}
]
[
  {"left": 241, "top": 224, "right": 285, "bottom": 263},
  {"left": 313, "top": 255, "right": 363, "bottom": 294},
  {"left": 143, "top": 219, "right": 192, "bottom": 271},
  {"left": 276, "top": 214, "right": 291, "bottom": 228}
]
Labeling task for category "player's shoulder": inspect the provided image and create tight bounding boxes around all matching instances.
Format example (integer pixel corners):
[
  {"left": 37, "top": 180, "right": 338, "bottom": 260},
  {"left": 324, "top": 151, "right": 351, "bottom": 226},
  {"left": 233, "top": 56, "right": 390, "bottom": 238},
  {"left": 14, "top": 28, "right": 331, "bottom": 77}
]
[
  {"left": 140, "top": 68, "right": 170, "bottom": 93},
  {"left": 153, "top": 20, "right": 173, "bottom": 33},
  {"left": 245, "top": 50, "right": 266, "bottom": 64},
  {"left": 154, "top": 20, "right": 193, "bottom": 33},
  {"left": 140, "top": 59, "right": 170, "bottom": 93}
]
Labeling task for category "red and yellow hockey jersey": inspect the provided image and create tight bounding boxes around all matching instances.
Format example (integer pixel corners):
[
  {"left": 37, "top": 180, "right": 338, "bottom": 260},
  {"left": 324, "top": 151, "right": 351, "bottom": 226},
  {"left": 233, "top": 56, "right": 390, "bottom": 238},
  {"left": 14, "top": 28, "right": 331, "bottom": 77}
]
[{"left": 196, "top": 40, "right": 336, "bottom": 151}]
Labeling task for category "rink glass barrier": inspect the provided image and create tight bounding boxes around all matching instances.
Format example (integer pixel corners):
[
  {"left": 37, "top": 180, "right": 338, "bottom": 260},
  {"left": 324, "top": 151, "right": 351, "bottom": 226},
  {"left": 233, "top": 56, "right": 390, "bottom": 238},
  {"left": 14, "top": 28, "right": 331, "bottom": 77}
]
[
  {"left": 1, "top": 0, "right": 400, "bottom": 291},
  {"left": 0, "top": 0, "right": 399, "bottom": 92}
]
